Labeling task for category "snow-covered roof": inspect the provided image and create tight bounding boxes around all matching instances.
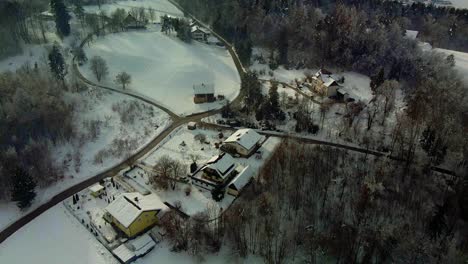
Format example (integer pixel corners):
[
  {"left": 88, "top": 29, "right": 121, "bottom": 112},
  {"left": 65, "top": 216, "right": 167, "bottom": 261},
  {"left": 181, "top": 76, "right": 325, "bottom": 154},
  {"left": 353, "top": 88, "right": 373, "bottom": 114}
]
[
  {"left": 337, "top": 86, "right": 359, "bottom": 101},
  {"left": 188, "top": 121, "right": 197, "bottom": 127},
  {"left": 405, "top": 30, "right": 419, "bottom": 40},
  {"left": 229, "top": 166, "right": 252, "bottom": 191},
  {"left": 89, "top": 183, "right": 104, "bottom": 193},
  {"left": 224, "top": 129, "right": 262, "bottom": 151},
  {"left": 205, "top": 153, "right": 237, "bottom": 179},
  {"left": 313, "top": 69, "right": 340, "bottom": 87},
  {"left": 113, "top": 234, "right": 156, "bottom": 263},
  {"left": 105, "top": 193, "right": 167, "bottom": 228},
  {"left": 113, "top": 244, "right": 134, "bottom": 263},
  {"left": 193, "top": 83, "right": 215, "bottom": 95},
  {"left": 191, "top": 26, "right": 210, "bottom": 34},
  {"left": 128, "top": 234, "right": 156, "bottom": 255}
]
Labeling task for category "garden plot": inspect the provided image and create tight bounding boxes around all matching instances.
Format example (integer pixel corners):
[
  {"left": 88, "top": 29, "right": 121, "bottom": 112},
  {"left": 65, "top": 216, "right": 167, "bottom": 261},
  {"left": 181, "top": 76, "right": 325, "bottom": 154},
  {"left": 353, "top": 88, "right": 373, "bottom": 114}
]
[
  {"left": 80, "top": 25, "right": 241, "bottom": 116},
  {"left": 142, "top": 126, "right": 229, "bottom": 168},
  {"left": 83, "top": 0, "right": 183, "bottom": 22}
]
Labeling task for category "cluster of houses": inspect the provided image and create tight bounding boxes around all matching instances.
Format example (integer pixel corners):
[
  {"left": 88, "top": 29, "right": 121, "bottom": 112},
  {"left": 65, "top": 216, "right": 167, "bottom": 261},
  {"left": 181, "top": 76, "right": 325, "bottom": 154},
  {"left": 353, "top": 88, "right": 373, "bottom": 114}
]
[
  {"left": 83, "top": 128, "right": 264, "bottom": 263},
  {"left": 190, "top": 128, "right": 263, "bottom": 196}
]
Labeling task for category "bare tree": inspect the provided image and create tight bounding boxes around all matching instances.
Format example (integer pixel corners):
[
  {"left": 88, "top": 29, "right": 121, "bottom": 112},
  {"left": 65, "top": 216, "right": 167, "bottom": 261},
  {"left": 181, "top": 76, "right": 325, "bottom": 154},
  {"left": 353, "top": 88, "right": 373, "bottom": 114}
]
[
  {"left": 89, "top": 56, "right": 108, "bottom": 82},
  {"left": 114, "top": 71, "right": 131, "bottom": 89}
]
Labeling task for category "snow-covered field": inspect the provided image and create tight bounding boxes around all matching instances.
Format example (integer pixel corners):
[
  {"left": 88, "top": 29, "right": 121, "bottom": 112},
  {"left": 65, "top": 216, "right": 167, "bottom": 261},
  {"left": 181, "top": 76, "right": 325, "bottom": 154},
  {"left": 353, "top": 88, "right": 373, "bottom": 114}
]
[
  {"left": 84, "top": 0, "right": 183, "bottom": 22},
  {"left": 0, "top": 204, "right": 117, "bottom": 264},
  {"left": 435, "top": 48, "right": 468, "bottom": 84},
  {"left": 0, "top": 90, "right": 171, "bottom": 231},
  {"left": 80, "top": 25, "right": 241, "bottom": 116}
]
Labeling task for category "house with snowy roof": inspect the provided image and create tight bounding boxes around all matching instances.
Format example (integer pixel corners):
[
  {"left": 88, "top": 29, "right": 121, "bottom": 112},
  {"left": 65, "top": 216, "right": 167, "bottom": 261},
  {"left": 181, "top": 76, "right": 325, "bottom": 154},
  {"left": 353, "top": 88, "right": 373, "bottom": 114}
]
[
  {"left": 104, "top": 193, "right": 168, "bottom": 238},
  {"left": 222, "top": 129, "right": 263, "bottom": 157},
  {"left": 190, "top": 153, "right": 243, "bottom": 191},
  {"left": 191, "top": 25, "right": 211, "bottom": 42},
  {"left": 193, "top": 83, "right": 215, "bottom": 104},
  {"left": 311, "top": 69, "right": 341, "bottom": 97}
]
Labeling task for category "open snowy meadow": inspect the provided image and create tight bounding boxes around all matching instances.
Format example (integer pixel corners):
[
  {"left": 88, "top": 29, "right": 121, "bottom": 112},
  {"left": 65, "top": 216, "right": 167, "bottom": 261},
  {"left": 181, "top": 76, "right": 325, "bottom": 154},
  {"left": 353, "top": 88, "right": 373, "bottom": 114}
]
[{"left": 80, "top": 25, "right": 241, "bottom": 116}]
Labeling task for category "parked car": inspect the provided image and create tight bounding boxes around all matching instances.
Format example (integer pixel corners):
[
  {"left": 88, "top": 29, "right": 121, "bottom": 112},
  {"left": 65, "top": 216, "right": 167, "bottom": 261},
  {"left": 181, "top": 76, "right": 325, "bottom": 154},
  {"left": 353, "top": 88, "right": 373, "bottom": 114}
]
[{"left": 227, "top": 119, "right": 241, "bottom": 127}]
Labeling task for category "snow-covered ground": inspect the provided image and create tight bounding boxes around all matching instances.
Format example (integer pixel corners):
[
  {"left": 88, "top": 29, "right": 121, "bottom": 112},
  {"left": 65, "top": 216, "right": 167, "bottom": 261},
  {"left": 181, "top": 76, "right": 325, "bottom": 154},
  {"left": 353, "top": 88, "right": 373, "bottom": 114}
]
[
  {"left": 0, "top": 45, "right": 48, "bottom": 73},
  {"left": 251, "top": 49, "right": 373, "bottom": 103},
  {"left": 0, "top": 203, "right": 263, "bottom": 264},
  {"left": 435, "top": 48, "right": 468, "bottom": 84},
  {"left": 80, "top": 25, "right": 241, "bottom": 116},
  {"left": 142, "top": 126, "right": 226, "bottom": 167},
  {"left": 83, "top": 0, "right": 183, "bottom": 22},
  {"left": 0, "top": 90, "right": 171, "bottom": 231},
  {"left": 0, "top": 204, "right": 117, "bottom": 264},
  {"left": 439, "top": 0, "right": 468, "bottom": 9}
]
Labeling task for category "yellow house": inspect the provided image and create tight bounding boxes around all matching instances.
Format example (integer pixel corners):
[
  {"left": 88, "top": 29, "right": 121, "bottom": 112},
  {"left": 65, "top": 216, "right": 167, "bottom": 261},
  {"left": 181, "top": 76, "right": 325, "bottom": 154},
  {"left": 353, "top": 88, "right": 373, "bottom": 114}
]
[{"left": 104, "top": 193, "right": 168, "bottom": 238}]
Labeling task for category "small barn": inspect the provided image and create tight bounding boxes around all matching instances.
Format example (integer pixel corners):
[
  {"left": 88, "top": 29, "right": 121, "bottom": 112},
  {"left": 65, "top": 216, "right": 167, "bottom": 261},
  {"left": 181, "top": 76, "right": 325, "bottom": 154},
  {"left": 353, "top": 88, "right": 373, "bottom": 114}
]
[
  {"left": 187, "top": 122, "right": 197, "bottom": 130},
  {"left": 193, "top": 83, "right": 215, "bottom": 104},
  {"left": 191, "top": 26, "right": 211, "bottom": 42},
  {"left": 223, "top": 129, "right": 263, "bottom": 157},
  {"left": 89, "top": 183, "right": 105, "bottom": 197},
  {"left": 104, "top": 193, "right": 168, "bottom": 238}
]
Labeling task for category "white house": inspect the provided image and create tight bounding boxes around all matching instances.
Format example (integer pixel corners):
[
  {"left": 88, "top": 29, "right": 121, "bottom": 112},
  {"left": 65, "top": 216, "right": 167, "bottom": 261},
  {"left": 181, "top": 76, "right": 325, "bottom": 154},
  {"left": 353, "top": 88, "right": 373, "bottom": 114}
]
[{"left": 223, "top": 129, "right": 263, "bottom": 157}]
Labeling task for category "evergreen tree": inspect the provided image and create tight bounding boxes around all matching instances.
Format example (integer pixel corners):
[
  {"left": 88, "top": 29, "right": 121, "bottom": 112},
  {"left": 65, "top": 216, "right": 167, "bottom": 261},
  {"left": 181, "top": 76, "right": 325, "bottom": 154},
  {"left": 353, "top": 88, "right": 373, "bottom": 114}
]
[
  {"left": 235, "top": 38, "right": 252, "bottom": 66},
  {"left": 277, "top": 28, "right": 289, "bottom": 65},
  {"left": 48, "top": 44, "right": 67, "bottom": 81},
  {"left": 269, "top": 82, "right": 280, "bottom": 115},
  {"left": 11, "top": 166, "right": 36, "bottom": 209},
  {"left": 370, "top": 68, "right": 385, "bottom": 91},
  {"left": 241, "top": 71, "right": 263, "bottom": 114},
  {"left": 51, "top": 0, "right": 71, "bottom": 37}
]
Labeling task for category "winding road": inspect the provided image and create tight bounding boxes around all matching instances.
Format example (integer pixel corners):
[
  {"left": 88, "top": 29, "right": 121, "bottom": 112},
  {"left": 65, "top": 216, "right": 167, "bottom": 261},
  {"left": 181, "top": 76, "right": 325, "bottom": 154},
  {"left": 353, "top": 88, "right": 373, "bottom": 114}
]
[{"left": 0, "top": 0, "right": 457, "bottom": 245}]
